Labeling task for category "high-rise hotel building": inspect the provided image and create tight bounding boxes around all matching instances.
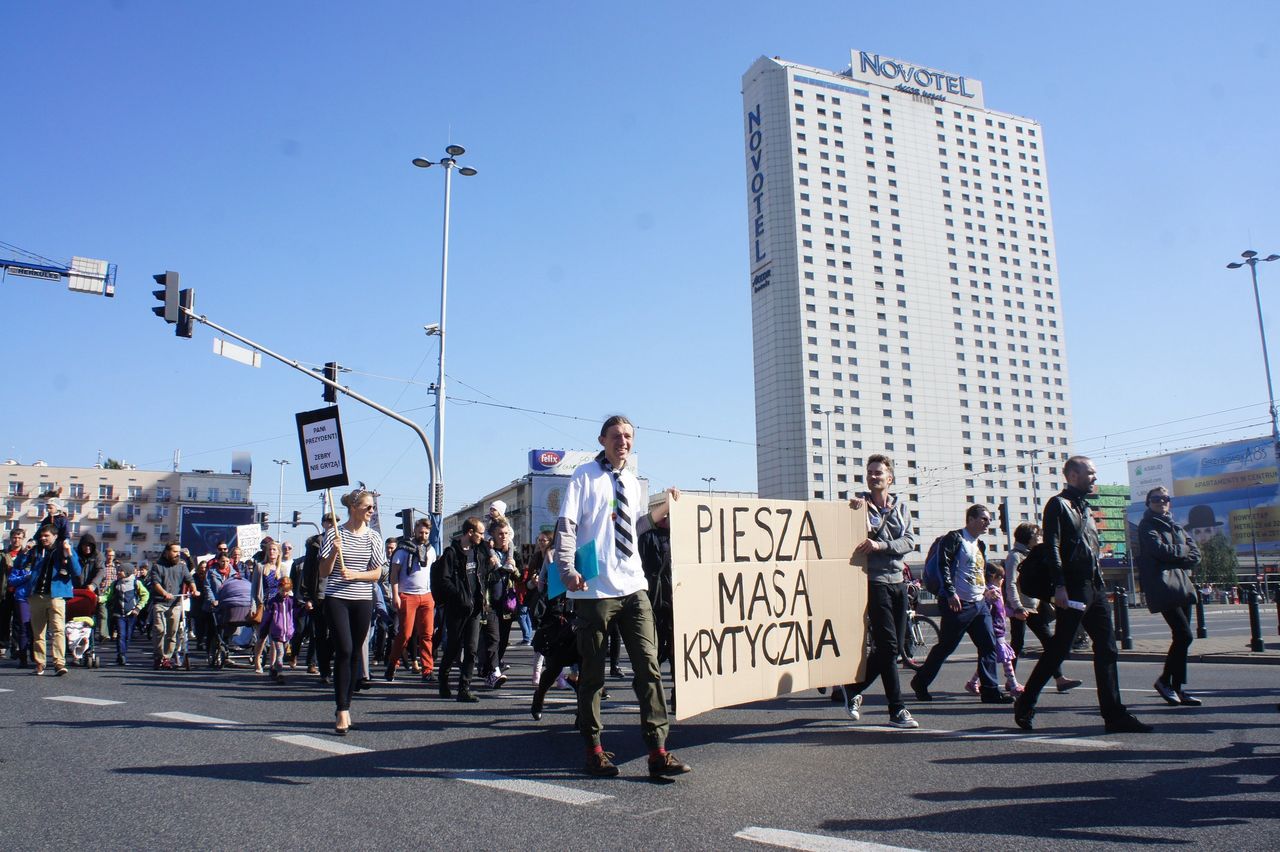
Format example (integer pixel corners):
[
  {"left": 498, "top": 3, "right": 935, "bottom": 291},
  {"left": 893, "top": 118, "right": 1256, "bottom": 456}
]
[{"left": 743, "top": 50, "right": 1074, "bottom": 552}]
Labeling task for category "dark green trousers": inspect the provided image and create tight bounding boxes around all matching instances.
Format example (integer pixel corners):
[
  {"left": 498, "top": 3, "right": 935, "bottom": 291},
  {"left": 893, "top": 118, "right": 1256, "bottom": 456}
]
[{"left": 574, "top": 591, "right": 669, "bottom": 749}]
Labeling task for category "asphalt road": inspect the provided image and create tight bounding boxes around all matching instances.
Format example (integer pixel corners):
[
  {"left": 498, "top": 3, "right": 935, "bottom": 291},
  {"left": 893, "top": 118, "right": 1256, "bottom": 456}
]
[{"left": 2, "top": 642, "right": 1278, "bottom": 851}]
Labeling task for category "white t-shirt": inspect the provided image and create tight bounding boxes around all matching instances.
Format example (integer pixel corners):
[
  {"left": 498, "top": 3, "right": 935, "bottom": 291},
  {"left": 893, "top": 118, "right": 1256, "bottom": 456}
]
[{"left": 559, "top": 457, "right": 647, "bottom": 600}]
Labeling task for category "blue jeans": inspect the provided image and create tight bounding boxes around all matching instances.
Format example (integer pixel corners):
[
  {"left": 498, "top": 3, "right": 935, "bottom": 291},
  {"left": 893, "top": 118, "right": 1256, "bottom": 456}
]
[
  {"left": 517, "top": 605, "right": 533, "bottom": 642},
  {"left": 114, "top": 613, "right": 136, "bottom": 662},
  {"left": 912, "top": 598, "right": 1000, "bottom": 691}
]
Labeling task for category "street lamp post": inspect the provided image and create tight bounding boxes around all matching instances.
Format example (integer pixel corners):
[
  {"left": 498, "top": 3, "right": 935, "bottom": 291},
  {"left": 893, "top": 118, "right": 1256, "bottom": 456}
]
[
  {"left": 1227, "top": 250, "right": 1280, "bottom": 459},
  {"left": 412, "top": 146, "right": 478, "bottom": 518},
  {"left": 271, "top": 459, "right": 289, "bottom": 540},
  {"left": 821, "top": 408, "right": 835, "bottom": 499},
  {"left": 701, "top": 476, "right": 717, "bottom": 496}
]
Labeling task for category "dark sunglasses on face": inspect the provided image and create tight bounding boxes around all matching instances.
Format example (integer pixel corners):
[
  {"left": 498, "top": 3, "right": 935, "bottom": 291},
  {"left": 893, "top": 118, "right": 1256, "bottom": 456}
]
[{"left": 1150, "top": 496, "right": 1171, "bottom": 504}]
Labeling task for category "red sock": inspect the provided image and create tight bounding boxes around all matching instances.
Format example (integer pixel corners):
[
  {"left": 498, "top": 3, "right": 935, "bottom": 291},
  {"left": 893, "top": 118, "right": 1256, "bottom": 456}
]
[
  {"left": 649, "top": 747, "right": 667, "bottom": 760},
  {"left": 588, "top": 744, "right": 603, "bottom": 756}
]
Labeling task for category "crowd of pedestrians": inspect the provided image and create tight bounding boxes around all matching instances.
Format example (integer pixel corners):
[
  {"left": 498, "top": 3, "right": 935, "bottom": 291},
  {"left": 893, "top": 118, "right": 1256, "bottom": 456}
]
[{"left": 1, "top": 432, "right": 1222, "bottom": 777}]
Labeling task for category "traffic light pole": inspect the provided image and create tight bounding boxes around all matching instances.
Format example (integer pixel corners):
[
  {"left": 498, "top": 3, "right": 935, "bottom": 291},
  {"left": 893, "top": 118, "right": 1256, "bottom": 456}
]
[{"left": 176, "top": 305, "right": 442, "bottom": 514}]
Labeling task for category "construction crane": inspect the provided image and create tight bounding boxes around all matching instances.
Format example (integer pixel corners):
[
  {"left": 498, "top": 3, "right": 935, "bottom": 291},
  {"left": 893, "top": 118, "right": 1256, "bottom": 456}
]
[{"left": 0, "top": 240, "right": 116, "bottom": 297}]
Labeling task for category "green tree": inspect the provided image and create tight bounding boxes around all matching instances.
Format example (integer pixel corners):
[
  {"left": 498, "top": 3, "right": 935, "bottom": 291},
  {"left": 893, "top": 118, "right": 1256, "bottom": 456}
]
[
  {"left": 103, "top": 458, "right": 125, "bottom": 470},
  {"left": 1197, "top": 535, "right": 1240, "bottom": 587}
]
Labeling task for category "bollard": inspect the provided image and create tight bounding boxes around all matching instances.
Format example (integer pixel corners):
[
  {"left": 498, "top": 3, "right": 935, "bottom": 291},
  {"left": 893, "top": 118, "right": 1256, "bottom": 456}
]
[
  {"left": 1195, "top": 586, "right": 1207, "bottom": 640},
  {"left": 1248, "top": 585, "right": 1265, "bottom": 652},
  {"left": 1114, "top": 585, "right": 1133, "bottom": 651}
]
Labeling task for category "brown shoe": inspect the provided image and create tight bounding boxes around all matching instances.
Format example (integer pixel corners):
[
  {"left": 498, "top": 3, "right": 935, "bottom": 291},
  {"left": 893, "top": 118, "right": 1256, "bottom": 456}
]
[
  {"left": 584, "top": 750, "right": 620, "bottom": 778},
  {"left": 648, "top": 751, "right": 692, "bottom": 779}
]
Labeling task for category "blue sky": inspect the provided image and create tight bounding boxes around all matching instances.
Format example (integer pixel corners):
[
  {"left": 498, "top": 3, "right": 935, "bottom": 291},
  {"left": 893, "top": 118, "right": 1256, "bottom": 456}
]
[{"left": 2, "top": 1, "right": 1277, "bottom": 549}]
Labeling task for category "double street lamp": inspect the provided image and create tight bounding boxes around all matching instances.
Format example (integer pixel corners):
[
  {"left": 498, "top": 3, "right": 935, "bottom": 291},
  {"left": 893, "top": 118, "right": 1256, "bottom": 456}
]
[
  {"left": 1226, "top": 250, "right": 1280, "bottom": 457},
  {"left": 412, "top": 146, "right": 478, "bottom": 517}
]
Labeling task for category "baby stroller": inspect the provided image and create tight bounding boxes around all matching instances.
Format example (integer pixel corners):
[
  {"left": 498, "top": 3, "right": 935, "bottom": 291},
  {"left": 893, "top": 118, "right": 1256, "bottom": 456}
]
[{"left": 65, "top": 587, "right": 100, "bottom": 668}]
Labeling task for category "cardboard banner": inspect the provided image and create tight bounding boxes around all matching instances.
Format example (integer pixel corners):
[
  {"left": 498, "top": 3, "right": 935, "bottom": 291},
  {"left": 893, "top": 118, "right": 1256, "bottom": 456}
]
[
  {"left": 669, "top": 496, "right": 869, "bottom": 720},
  {"left": 295, "top": 405, "right": 349, "bottom": 492}
]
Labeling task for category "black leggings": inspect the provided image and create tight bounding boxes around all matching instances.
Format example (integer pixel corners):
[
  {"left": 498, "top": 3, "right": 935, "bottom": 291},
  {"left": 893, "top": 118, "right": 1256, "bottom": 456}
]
[{"left": 326, "top": 597, "right": 373, "bottom": 712}]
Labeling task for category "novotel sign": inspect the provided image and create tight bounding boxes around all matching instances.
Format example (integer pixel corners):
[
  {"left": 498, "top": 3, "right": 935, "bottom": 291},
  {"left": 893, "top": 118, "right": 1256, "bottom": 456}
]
[{"left": 856, "top": 51, "right": 976, "bottom": 101}]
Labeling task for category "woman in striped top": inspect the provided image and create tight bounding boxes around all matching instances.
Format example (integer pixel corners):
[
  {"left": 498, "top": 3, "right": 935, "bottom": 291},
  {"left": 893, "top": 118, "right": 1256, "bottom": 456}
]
[{"left": 320, "top": 487, "right": 387, "bottom": 734}]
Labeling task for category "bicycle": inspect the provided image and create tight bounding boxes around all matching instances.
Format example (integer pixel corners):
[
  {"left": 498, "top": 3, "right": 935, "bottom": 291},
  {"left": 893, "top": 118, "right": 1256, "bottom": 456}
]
[{"left": 900, "top": 581, "right": 939, "bottom": 670}]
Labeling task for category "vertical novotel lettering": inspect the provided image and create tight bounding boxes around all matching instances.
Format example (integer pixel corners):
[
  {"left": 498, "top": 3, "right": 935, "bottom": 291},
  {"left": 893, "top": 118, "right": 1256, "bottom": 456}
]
[
  {"left": 859, "top": 52, "right": 974, "bottom": 99},
  {"left": 746, "top": 104, "right": 768, "bottom": 271}
]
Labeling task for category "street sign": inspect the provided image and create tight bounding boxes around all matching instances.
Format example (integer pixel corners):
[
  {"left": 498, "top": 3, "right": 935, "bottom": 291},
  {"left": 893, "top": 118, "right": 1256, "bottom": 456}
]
[
  {"left": 295, "top": 405, "right": 349, "bottom": 491},
  {"left": 213, "top": 337, "right": 262, "bottom": 368}
]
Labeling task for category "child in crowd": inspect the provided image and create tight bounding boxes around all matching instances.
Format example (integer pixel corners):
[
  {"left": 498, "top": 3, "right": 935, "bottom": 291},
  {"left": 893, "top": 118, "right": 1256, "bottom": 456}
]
[
  {"left": 105, "top": 564, "right": 149, "bottom": 666},
  {"left": 260, "top": 576, "right": 296, "bottom": 684},
  {"left": 7, "top": 558, "right": 34, "bottom": 668},
  {"left": 965, "top": 564, "right": 1022, "bottom": 696}
]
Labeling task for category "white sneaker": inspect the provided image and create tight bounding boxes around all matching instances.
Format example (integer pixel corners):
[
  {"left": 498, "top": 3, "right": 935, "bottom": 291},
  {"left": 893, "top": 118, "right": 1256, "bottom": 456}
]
[
  {"left": 889, "top": 708, "right": 919, "bottom": 729},
  {"left": 844, "top": 692, "right": 862, "bottom": 721}
]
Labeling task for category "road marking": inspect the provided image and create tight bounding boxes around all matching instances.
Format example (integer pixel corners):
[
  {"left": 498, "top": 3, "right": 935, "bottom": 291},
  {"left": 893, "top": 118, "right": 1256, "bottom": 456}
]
[
  {"left": 0, "top": 688, "right": 12, "bottom": 693},
  {"left": 447, "top": 770, "right": 613, "bottom": 805},
  {"left": 45, "top": 695, "right": 123, "bottom": 706},
  {"left": 852, "top": 725, "right": 1116, "bottom": 749},
  {"left": 273, "top": 734, "right": 372, "bottom": 755},
  {"left": 736, "top": 826, "right": 923, "bottom": 851},
  {"left": 151, "top": 711, "right": 242, "bottom": 727}
]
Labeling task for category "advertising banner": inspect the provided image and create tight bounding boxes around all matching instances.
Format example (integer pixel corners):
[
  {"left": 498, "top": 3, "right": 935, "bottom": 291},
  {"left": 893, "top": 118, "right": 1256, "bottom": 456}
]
[
  {"left": 1127, "top": 436, "right": 1280, "bottom": 558},
  {"left": 178, "top": 505, "right": 255, "bottom": 556},
  {"left": 669, "top": 496, "right": 868, "bottom": 720}
]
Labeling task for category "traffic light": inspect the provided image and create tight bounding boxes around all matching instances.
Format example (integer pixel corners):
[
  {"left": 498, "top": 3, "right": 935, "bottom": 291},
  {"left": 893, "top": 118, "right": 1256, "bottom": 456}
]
[
  {"left": 151, "top": 271, "right": 179, "bottom": 324},
  {"left": 397, "top": 508, "right": 414, "bottom": 540},
  {"left": 258, "top": 511, "right": 270, "bottom": 531},
  {"left": 998, "top": 500, "right": 1010, "bottom": 536},
  {"left": 291, "top": 510, "right": 302, "bottom": 527},
  {"left": 323, "top": 361, "right": 339, "bottom": 403},
  {"left": 176, "top": 288, "right": 195, "bottom": 338}
]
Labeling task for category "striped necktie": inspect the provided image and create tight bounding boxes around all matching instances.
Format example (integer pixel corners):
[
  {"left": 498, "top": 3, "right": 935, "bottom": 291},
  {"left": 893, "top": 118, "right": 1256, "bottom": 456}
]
[{"left": 611, "top": 469, "right": 634, "bottom": 560}]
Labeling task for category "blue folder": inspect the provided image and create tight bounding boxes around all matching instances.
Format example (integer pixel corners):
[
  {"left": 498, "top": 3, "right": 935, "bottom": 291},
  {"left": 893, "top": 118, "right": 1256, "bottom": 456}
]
[{"left": 547, "top": 542, "right": 599, "bottom": 598}]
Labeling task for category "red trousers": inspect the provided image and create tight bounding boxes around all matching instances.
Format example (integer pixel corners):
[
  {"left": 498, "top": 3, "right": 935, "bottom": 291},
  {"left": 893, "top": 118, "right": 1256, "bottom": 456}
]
[{"left": 389, "top": 592, "right": 435, "bottom": 674}]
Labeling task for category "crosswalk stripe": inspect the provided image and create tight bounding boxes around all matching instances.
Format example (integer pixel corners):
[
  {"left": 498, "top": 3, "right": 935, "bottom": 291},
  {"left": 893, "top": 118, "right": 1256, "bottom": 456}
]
[
  {"left": 273, "top": 734, "right": 371, "bottom": 755},
  {"left": 45, "top": 695, "right": 123, "bottom": 706},
  {"left": 447, "top": 770, "right": 613, "bottom": 805},
  {"left": 736, "top": 826, "right": 923, "bottom": 851},
  {"left": 151, "top": 711, "right": 242, "bottom": 727}
]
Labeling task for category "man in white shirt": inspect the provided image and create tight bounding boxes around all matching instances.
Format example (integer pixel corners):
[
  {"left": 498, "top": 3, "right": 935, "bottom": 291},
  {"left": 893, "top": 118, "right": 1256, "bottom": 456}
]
[{"left": 556, "top": 415, "right": 691, "bottom": 780}]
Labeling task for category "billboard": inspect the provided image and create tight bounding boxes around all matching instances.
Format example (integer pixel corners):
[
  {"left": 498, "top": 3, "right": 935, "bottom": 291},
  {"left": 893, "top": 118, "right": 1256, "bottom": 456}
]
[
  {"left": 179, "top": 505, "right": 256, "bottom": 557},
  {"left": 1127, "top": 436, "right": 1280, "bottom": 559},
  {"left": 529, "top": 473, "right": 650, "bottom": 542},
  {"left": 528, "top": 449, "right": 637, "bottom": 476}
]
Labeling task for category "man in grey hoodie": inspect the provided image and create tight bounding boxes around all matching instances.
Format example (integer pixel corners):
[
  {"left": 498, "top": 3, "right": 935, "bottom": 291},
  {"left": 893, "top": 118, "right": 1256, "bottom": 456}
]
[{"left": 840, "top": 454, "right": 919, "bottom": 729}]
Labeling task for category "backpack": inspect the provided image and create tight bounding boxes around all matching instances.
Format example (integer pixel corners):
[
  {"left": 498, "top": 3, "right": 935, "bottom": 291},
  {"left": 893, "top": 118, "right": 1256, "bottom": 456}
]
[
  {"left": 921, "top": 533, "right": 951, "bottom": 595},
  {"left": 1015, "top": 542, "right": 1055, "bottom": 602}
]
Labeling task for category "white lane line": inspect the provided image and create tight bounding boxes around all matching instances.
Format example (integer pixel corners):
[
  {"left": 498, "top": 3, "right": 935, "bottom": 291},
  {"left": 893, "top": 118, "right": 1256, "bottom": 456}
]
[
  {"left": 447, "top": 770, "right": 613, "bottom": 805},
  {"left": 150, "top": 711, "right": 243, "bottom": 727},
  {"left": 0, "top": 688, "right": 12, "bottom": 693},
  {"left": 273, "top": 734, "right": 372, "bottom": 755},
  {"left": 736, "top": 826, "right": 923, "bottom": 851},
  {"left": 45, "top": 695, "right": 123, "bottom": 706},
  {"left": 851, "top": 725, "right": 1116, "bottom": 749}
]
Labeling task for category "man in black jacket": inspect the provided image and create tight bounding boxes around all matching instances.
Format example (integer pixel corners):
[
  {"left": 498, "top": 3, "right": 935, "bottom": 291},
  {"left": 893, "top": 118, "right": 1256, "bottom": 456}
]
[
  {"left": 431, "top": 516, "right": 492, "bottom": 702},
  {"left": 1014, "top": 456, "right": 1151, "bottom": 734},
  {"left": 295, "top": 514, "right": 335, "bottom": 680}
]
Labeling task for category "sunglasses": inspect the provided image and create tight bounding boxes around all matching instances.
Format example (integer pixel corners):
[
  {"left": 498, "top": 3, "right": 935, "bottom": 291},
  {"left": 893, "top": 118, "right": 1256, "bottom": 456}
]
[{"left": 1149, "top": 496, "right": 1171, "bottom": 504}]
